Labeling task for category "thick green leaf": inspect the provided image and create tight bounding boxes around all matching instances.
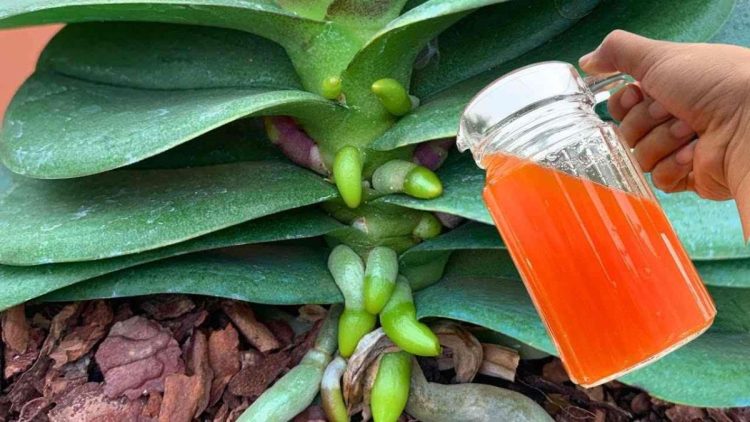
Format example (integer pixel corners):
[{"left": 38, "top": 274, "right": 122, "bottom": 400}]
[
  {"left": 0, "top": 161, "right": 337, "bottom": 265},
  {"left": 653, "top": 188, "right": 749, "bottom": 259},
  {"left": 377, "top": 153, "right": 490, "bottom": 223},
  {"left": 1, "top": 73, "right": 338, "bottom": 178},
  {"left": 383, "top": 153, "right": 749, "bottom": 260},
  {"left": 0, "top": 0, "right": 371, "bottom": 93},
  {"left": 40, "top": 22, "right": 302, "bottom": 90},
  {"left": 398, "top": 222, "right": 504, "bottom": 290},
  {"left": 325, "top": 0, "right": 409, "bottom": 41},
  {"left": 711, "top": 0, "right": 750, "bottom": 45},
  {"left": 39, "top": 245, "right": 343, "bottom": 304},
  {"left": 341, "top": 0, "right": 502, "bottom": 112},
  {"left": 0, "top": 208, "right": 340, "bottom": 311},
  {"left": 416, "top": 251, "right": 552, "bottom": 352},
  {"left": 416, "top": 250, "right": 750, "bottom": 407},
  {"left": 0, "top": 0, "right": 320, "bottom": 31},
  {"left": 372, "top": 0, "right": 734, "bottom": 150},
  {"left": 412, "top": 0, "right": 600, "bottom": 98},
  {"left": 128, "top": 119, "right": 283, "bottom": 170},
  {"left": 400, "top": 221, "right": 503, "bottom": 258},
  {"left": 694, "top": 259, "right": 750, "bottom": 288}
]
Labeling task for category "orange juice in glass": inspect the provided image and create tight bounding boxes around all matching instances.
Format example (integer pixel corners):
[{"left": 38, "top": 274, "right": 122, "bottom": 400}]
[{"left": 457, "top": 62, "right": 715, "bottom": 386}]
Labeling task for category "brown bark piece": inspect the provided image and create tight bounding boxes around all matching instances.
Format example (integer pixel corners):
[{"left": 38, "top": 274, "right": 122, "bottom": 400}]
[
  {"left": 185, "top": 331, "right": 213, "bottom": 417},
  {"left": 289, "top": 319, "right": 323, "bottom": 367},
  {"left": 142, "top": 392, "right": 163, "bottom": 419},
  {"left": 706, "top": 408, "right": 733, "bottom": 422},
  {"left": 227, "top": 351, "right": 290, "bottom": 398},
  {"left": 630, "top": 392, "right": 651, "bottom": 415},
  {"left": 208, "top": 324, "right": 240, "bottom": 406},
  {"left": 49, "top": 301, "right": 113, "bottom": 369},
  {"left": 4, "top": 327, "right": 43, "bottom": 379},
  {"left": 95, "top": 316, "right": 184, "bottom": 400},
  {"left": 159, "top": 374, "right": 205, "bottom": 422},
  {"left": 264, "top": 319, "right": 295, "bottom": 347},
  {"left": 221, "top": 302, "right": 280, "bottom": 353},
  {"left": 726, "top": 407, "right": 750, "bottom": 422},
  {"left": 665, "top": 404, "right": 707, "bottom": 421},
  {"left": 48, "top": 383, "right": 146, "bottom": 422},
  {"left": 292, "top": 405, "right": 327, "bottom": 422},
  {"left": 212, "top": 403, "right": 230, "bottom": 422},
  {"left": 44, "top": 355, "right": 91, "bottom": 401},
  {"left": 141, "top": 295, "right": 195, "bottom": 321},
  {"left": 2, "top": 305, "right": 29, "bottom": 354},
  {"left": 297, "top": 305, "right": 327, "bottom": 323},
  {"left": 543, "top": 358, "right": 570, "bottom": 384},
  {"left": 9, "top": 303, "right": 81, "bottom": 413},
  {"left": 162, "top": 309, "right": 208, "bottom": 343}
]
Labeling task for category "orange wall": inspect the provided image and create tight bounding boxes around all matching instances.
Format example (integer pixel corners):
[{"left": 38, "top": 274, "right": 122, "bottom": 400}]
[{"left": 0, "top": 25, "right": 61, "bottom": 120}]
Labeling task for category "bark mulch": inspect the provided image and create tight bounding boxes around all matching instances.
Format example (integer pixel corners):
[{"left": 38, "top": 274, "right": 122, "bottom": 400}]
[{"left": 0, "top": 295, "right": 746, "bottom": 422}]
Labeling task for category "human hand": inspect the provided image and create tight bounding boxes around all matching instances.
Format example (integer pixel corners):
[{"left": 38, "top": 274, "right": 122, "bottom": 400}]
[{"left": 580, "top": 30, "right": 750, "bottom": 235}]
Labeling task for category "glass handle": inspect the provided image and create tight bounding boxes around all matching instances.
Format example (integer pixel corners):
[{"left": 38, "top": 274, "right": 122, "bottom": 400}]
[{"left": 584, "top": 73, "right": 631, "bottom": 104}]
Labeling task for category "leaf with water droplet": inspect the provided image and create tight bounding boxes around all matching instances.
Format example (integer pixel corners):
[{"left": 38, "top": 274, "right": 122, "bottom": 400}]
[{"left": 0, "top": 161, "right": 336, "bottom": 265}]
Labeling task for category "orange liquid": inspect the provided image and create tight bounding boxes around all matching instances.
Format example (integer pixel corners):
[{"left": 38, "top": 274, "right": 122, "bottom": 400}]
[{"left": 483, "top": 153, "right": 715, "bottom": 386}]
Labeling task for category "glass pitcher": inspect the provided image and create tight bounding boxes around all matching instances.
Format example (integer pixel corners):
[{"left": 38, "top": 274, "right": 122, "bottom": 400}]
[{"left": 457, "top": 61, "right": 715, "bottom": 387}]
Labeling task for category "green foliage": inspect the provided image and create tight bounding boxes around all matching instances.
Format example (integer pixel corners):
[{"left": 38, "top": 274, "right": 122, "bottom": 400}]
[
  {"left": 372, "top": 0, "right": 735, "bottom": 150},
  {"left": 0, "top": 0, "right": 747, "bottom": 410},
  {"left": 41, "top": 245, "right": 343, "bottom": 304},
  {"left": 0, "top": 161, "right": 336, "bottom": 264},
  {"left": 0, "top": 208, "right": 340, "bottom": 311}
]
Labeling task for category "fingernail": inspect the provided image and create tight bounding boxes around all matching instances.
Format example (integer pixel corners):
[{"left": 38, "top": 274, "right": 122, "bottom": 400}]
[
  {"left": 620, "top": 86, "right": 640, "bottom": 109},
  {"left": 670, "top": 120, "right": 694, "bottom": 139},
  {"left": 648, "top": 101, "right": 670, "bottom": 120},
  {"left": 578, "top": 51, "right": 594, "bottom": 68},
  {"left": 675, "top": 141, "right": 696, "bottom": 165}
]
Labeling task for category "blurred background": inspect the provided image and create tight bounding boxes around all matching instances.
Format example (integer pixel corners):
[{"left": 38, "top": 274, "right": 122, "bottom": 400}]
[{"left": 0, "top": 25, "right": 61, "bottom": 119}]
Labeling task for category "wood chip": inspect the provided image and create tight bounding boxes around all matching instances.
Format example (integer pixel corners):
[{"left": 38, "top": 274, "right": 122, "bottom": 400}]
[
  {"left": 140, "top": 295, "right": 195, "bottom": 320},
  {"left": 208, "top": 324, "right": 241, "bottom": 406},
  {"left": 48, "top": 383, "right": 146, "bottom": 422},
  {"left": 185, "top": 331, "right": 213, "bottom": 417},
  {"left": 221, "top": 301, "right": 280, "bottom": 353},
  {"left": 665, "top": 404, "right": 707, "bottom": 421},
  {"left": 142, "top": 392, "right": 163, "bottom": 419},
  {"left": 49, "top": 301, "right": 113, "bottom": 369},
  {"left": 542, "top": 358, "right": 570, "bottom": 384},
  {"left": 9, "top": 303, "right": 81, "bottom": 413},
  {"left": 95, "top": 316, "right": 184, "bottom": 400},
  {"left": 227, "top": 351, "right": 290, "bottom": 398},
  {"left": 159, "top": 374, "right": 205, "bottom": 422},
  {"left": 2, "top": 305, "right": 30, "bottom": 354}
]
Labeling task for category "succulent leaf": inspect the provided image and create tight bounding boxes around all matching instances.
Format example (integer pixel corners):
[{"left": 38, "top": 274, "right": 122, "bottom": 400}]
[
  {"left": 40, "top": 245, "right": 343, "bottom": 304},
  {"left": 0, "top": 208, "right": 341, "bottom": 311}
]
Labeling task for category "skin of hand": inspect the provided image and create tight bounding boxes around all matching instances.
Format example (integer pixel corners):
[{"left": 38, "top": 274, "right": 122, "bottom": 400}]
[{"left": 579, "top": 30, "right": 750, "bottom": 237}]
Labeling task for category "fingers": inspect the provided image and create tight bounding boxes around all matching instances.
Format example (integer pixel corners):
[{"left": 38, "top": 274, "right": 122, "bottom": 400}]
[
  {"left": 579, "top": 30, "right": 672, "bottom": 81},
  {"left": 651, "top": 141, "right": 696, "bottom": 193},
  {"left": 618, "top": 97, "right": 672, "bottom": 147},
  {"left": 607, "top": 84, "right": 643, "bottom": 122},
  {"left": 633, "top": 118, "right": 696, "bottom": 171}
]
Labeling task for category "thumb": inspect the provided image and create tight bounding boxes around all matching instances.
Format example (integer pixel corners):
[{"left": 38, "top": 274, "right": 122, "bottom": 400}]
[{"left": 579, "top": 30, "right": 672, "bottom": 80}]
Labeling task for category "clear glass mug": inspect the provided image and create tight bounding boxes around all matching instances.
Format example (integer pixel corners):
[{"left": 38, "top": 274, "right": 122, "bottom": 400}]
[{"left": 457, "top": 61, "right": 715, "bottom": 387}]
